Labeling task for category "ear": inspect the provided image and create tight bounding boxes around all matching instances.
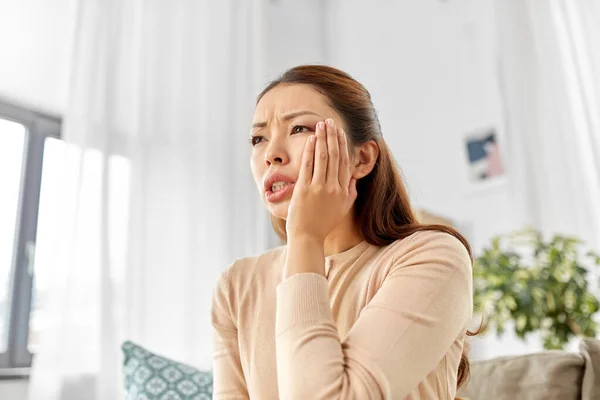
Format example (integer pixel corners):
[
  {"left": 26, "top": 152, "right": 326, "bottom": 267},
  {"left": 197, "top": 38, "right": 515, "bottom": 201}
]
[{"left": 352, "top": 140, "right": 379, "bottom": 179}]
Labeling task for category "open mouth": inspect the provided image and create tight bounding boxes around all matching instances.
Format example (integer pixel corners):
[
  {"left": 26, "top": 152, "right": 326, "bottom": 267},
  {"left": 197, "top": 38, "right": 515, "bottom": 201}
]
[
  {"left": 264, "top": 178, "right": 295, "bottom": 203},
  {"left": 271, "top": 181, "right": 290, "bottom": 192},
  {"left": 263, "top": 172, "right": 296, "bottom": 203}
]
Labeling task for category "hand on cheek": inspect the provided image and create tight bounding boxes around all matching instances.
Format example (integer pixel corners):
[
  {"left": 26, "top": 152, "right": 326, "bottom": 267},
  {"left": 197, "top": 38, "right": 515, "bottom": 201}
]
[{"left": 285, "top": 118, "right": 357, "bottom": 243}]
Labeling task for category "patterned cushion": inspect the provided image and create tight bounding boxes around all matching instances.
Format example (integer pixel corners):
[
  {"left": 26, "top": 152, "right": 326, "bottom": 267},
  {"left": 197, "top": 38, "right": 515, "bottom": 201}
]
[{"left": 122, "top": 341, "right": 212, "bottom": 400}]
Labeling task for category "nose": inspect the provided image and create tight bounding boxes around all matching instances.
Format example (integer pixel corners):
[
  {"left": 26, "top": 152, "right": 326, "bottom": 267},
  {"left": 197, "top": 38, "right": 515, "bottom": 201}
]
[{"left": 264, "top": 139, "right": 289, "bottom": 167}]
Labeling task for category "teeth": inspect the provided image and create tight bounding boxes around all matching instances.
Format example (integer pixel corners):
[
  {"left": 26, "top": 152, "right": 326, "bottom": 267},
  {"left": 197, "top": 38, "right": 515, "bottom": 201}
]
[{"left": 271, "top": 181, "right": 289, "bottom": 192}]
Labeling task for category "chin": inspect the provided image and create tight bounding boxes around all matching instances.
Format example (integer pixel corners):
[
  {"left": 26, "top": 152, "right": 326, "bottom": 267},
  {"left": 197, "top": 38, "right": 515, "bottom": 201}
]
[{"left": 267, "top": 200, "right": 290, "bottom": 220}]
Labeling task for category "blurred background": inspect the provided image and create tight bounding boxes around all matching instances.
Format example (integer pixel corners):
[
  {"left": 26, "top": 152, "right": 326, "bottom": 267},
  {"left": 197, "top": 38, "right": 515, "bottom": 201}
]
[{"left": 0, "top": 0, "right": 599, "bottom": 399}]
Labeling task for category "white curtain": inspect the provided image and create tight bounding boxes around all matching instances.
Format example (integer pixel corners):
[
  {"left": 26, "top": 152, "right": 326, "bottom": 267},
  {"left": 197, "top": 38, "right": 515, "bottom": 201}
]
[
  {"left": 28, "top": 0, "right": 275, "bottom": 399},
  {"left": 497, "top": 0, "right": 600, "bottom": 250},
  {"left": 472, "top": 0, "right": 600, "bottom": 361}
]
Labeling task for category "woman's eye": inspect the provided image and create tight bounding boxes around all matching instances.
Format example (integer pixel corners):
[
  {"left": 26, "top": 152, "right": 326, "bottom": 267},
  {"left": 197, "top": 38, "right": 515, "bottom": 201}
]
[
  {"left": 292, "top": 125, "right": 311, "bottom": 134},
  {"left": 250, "top": 136, "right": 264, "bottom": 146}
]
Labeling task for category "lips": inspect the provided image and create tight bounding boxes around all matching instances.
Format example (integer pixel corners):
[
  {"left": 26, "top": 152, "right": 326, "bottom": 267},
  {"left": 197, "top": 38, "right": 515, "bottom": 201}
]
[{"left": 264, "top": 172, "right": 296, "bottom": 203}]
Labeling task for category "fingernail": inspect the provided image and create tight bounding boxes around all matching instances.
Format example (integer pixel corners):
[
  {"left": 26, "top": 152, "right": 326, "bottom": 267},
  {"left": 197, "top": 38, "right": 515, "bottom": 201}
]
[
  {"left": 317, "top": 121, "right": 325, "bottom": 130},
  {"left": 326, "top": 118, "right": 334, "bottom": 127}
]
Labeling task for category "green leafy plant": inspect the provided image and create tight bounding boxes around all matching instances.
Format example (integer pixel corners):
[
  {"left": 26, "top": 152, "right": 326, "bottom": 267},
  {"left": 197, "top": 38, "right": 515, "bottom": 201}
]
[{"left": 474, "top": 228, "right": 600, "bottom": 349}]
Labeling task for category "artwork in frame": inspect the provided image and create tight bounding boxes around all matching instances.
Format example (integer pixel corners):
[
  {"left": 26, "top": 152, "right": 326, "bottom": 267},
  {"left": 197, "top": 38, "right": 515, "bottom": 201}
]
[{"left": 464, "top": 127, "right": 506, "bottom": 189}]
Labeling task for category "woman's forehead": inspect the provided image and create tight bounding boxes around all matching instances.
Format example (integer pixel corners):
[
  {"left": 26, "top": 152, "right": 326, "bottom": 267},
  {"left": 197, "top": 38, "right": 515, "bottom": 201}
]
[{"left": 254, "top": 84, "right": 336, "bottom": 120}]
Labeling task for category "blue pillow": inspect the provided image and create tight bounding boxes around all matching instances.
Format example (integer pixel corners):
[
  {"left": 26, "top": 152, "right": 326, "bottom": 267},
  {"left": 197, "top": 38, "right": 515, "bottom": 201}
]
[{"left": 122, "top": 341, "right": 212, "bottom": 399}]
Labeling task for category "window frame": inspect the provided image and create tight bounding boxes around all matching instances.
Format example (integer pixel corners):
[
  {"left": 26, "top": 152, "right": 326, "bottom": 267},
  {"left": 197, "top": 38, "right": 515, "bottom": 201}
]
[{"left": 0, "top": 98, "right": 61, "bottom": 372}]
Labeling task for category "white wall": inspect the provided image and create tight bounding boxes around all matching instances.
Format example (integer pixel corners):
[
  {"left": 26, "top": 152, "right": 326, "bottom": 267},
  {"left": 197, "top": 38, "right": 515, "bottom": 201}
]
[
  {"left": 265, "top": 0, "right": 328, "bottom": 78},
  {"left": 328, "top": 0, "right": 522, "bottom": 253},
  {"left": 265, "top": 0, "right": 522, "bottom": 252},
  {"left": 0, "top": 0, "right": 77, "bottom": 114},
  {"left": 263, "top": 0, "right": 520, "bottom": 252},
  {"left": 327, "top": 0, "right": 533, "bottom": 359}
]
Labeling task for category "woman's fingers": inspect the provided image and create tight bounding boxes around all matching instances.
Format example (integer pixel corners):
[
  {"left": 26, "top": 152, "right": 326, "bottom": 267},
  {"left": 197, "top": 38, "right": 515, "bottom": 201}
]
[
  {"left": 312, "top": 121, "right": 328, "bottom": 184},
  {"left": 325, "top": 119, "right": 340, "bottom": 184},
  {"left": 338, "top": 128, "right": 352, "bottom": 189},
  {"left": 297, "top": 134, "right": 316, "bottom": 186},
  {"left": 349, "top": 178, "right": 357, "bottom": 202}
]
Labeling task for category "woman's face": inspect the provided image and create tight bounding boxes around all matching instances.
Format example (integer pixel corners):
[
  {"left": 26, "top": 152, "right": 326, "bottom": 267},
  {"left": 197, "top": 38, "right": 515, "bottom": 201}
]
[{"left": 250, "top": 83, "right": 347, "bottom": 220}]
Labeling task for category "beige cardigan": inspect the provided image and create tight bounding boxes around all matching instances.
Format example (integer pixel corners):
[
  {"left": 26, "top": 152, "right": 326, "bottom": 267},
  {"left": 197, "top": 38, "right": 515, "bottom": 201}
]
[{"left": 212, "top": 231, "right": 473, "bottom": 399}]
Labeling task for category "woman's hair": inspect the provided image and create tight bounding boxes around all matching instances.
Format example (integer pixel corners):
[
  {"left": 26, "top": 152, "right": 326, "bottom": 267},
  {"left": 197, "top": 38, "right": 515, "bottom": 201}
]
[{"left": 257, "top": 64, "right": 478, "bottom": 391}]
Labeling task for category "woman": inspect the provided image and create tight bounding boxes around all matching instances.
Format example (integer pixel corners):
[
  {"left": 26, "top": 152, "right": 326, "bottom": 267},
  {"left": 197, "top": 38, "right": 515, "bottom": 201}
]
[{"left": 212, "top": 65, "right": 474, "bottom": 399}]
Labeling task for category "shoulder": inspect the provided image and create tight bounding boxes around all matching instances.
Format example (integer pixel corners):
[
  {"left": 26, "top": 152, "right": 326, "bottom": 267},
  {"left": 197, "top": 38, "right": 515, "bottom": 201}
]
[
  {"left": 214, "top": 245, "right": 287, "bottom": 298},
  {"left": 385, "top": 230, "right": 472, "bottom": 273},
  {"left": 229, "top": 244, "right": 286, "bottom": 283}
]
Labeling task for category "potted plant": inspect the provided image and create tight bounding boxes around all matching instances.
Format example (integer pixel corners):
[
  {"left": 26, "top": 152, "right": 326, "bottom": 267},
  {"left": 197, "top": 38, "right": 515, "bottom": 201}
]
[{"left": 474, "top": 228, "right": 600, "bottom": 349}]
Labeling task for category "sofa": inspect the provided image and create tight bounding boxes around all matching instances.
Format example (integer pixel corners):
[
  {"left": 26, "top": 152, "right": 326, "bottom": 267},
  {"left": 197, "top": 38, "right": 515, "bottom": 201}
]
[
  {"left": 457, "top": 338, "right": 600, "bottom": 399},
  {"left": 121, "top": 339, "right": 600, "bottom": 399}
]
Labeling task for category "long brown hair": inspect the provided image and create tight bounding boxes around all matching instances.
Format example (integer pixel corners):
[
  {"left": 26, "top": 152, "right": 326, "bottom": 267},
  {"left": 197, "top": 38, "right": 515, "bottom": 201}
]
[{"left": 258, "top": 65, "right": 477, "bottom": 391}]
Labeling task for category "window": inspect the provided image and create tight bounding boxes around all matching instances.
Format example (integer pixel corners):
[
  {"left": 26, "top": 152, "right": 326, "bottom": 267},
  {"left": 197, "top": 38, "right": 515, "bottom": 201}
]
[
  {"left": 0, "top": 119, "right": 26, "bottom": 354},
  {"left": 0, "top": 100, "right": 60, "bottom": 370}
]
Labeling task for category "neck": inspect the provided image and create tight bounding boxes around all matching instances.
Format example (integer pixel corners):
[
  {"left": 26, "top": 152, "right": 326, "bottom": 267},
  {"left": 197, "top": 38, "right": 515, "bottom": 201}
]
[{"left": 324, "top": 210, "right": 364, "bottom": 257}]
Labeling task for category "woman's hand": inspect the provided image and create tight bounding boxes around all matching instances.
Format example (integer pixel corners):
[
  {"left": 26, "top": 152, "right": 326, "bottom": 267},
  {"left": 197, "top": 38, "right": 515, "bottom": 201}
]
[{"left": 285, "top": 118, "right": 357, "bottom": 244}]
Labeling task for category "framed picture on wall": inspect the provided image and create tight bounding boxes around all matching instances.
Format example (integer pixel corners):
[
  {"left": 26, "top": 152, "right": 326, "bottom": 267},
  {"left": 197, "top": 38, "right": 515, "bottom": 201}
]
[
  {"left": 465, "top": 127, "right": 505, "bottom": 181},
  {"left": 464, "top": 127, "right": 507, "bottom": 190}
]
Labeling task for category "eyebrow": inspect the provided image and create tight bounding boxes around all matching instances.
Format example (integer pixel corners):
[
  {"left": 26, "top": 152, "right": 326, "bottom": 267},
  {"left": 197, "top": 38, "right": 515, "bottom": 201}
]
[{"left": 252, "top": 110, "right": 322, "bottom": 129}]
